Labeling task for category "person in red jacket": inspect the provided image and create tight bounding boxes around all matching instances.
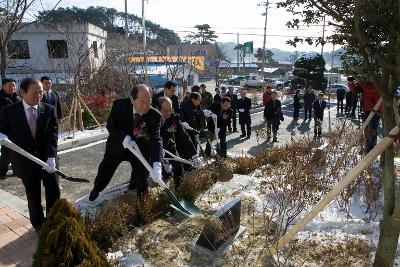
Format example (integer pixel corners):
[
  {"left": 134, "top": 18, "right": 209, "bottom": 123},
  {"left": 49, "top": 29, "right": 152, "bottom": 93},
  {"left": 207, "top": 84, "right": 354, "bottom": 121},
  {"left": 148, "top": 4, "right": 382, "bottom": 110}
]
[
  {"left": 348, "top": 77, "right": 382, "bottom": 152},
  {"left": 263, "top": 85, "right": 272, "bottom": 106}
]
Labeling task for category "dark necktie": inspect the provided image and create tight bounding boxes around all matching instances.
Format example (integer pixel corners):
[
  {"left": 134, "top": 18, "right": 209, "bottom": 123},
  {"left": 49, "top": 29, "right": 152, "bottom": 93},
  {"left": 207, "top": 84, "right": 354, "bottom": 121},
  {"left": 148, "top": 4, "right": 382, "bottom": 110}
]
[{"left": 133, "top": 113, "right": 141, "bottom": 129}]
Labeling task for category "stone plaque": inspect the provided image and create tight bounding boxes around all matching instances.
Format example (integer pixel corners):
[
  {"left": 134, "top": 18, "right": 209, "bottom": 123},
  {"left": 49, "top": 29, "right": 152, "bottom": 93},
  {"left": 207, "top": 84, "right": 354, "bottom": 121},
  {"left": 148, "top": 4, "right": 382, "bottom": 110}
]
[{"left": 196, "top": 198, "right": 242, "bottom": 251}]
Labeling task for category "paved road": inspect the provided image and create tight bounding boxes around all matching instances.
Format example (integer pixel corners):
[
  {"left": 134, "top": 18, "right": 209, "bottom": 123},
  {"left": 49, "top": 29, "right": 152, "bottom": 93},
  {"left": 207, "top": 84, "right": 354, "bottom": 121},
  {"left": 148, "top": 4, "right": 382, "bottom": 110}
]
[{"left": 0, "top": 101, "right": 361, "bottom": 204}]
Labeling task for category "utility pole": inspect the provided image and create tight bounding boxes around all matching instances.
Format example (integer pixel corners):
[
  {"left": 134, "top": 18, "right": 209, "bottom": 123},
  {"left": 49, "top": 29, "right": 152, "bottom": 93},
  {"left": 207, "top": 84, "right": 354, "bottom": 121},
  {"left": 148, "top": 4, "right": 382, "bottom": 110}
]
[
  {"left": 237, "top": 33, "right": 240, "bottom": 74},
  {"left": 259, "top": 0, "right": 270, "bottom": 80},
  {"left": 142, "top": 0, "right": 148, "bottom": 83},
  {"left": 321, "top": 15, "right": 326, "bottom": 56},
  {"left": 124, "top": 0, "right": 129, "bottom": 54},
  {"left": 328, "top": 44, "right": 335, "bottom": 133}
]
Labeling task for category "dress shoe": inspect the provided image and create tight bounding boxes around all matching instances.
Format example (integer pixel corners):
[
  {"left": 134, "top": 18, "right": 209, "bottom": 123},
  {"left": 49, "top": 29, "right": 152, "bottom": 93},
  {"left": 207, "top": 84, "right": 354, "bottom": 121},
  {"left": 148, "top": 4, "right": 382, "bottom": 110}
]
[
  {"left": 240, "top": 134, "right": 246, "bottom": 138},
  {"left": 0, "top": 175, "right": 6, "bottom": 180},
  {"left": 89, "top": 190, "right": 99, "bottom": 201},
  {"left": 246, "top": 136, "right": 251, "bottom": 139}
]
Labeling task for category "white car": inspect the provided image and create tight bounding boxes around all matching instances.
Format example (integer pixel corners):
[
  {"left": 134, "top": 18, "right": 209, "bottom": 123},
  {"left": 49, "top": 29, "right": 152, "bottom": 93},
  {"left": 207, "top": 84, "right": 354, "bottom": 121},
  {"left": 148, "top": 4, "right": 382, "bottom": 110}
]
[
  {"left": 244, "top": 75, "right": 263, "bottom": 88},
  {"left": 328, "top": 83, "right": 349, "bottom": 93}
]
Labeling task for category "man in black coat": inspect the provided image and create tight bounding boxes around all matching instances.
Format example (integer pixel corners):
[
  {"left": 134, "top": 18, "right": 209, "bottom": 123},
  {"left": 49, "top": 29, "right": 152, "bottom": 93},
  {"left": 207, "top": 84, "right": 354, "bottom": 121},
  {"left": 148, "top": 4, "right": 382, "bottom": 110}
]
[
  {"left": 303, "top": 86, "right": 315, "bottom": 120},
  {"left": 225, "top": 87, "right": 238, "bottom": 132},
  {"left": 0, "top": 78, "right": 59, "bottom": 232},
  {"left": 40, "top": 76, "right": 63, "bottom": 120},
  {"left": 89, "top": 84, "right": 163, "bottom": 200},
  {"left": 206, "top": 97, "right": 232, "bottom": 157},
  {"left": 214, "top": 87, "right": 222, "bottom": 103},
  {"left": 237, "top": 90, "right": 252, "bottom": 139},
  {"left": 336, "top": 87, "right": 346, "bottom": 113},
  {"left": 313, "top": 93, "right": 327, "bottom": 137},
  {"left": 152, "top": 81, "right": 180, "bottom": 113},
  {"left": 264, "top": 91, "right": 283, "bottom": 142},
  {"left": 0, "top": 78, "right": 21, "bottom": 179},
  {"left": 155, "top": 97, "right": 202, "bottom": 187}
]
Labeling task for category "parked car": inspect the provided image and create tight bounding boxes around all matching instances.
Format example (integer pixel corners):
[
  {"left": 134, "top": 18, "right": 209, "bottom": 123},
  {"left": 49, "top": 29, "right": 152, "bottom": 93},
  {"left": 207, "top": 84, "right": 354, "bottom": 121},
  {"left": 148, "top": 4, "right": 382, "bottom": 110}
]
[
  {"left": 244, "top": 74, "right": 263, "bottom": 88},
  {"left": 229, "top": 76, "right": 247, "bottom": 85},
  {"left": 328, "top": 83, "right": 349, "bottom": 93}
]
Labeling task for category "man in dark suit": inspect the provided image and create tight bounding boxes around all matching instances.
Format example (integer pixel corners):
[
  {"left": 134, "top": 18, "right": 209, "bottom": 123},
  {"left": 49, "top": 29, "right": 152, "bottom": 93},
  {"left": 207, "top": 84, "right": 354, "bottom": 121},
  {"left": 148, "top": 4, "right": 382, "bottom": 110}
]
[
  {"left": 237, "top": 90, "right": 252, "bottom": 139},
  {"left": 155, "top": 97, "right": 201, "bottom": 188},
  {"left": 40, "top": 76, "right": 63, "bottom": 120},
  {"left": 206, "top": 97, "right": 232, "bottom": 157},
  {"left": 0, "top": 78, "right": 21, "bottom": 179},
  {"left": 313, "top": 93, "right": 327, "bottom": 138},
  {"left": 0, "top": 78, "right": 59, "bottom": 232},
  {"left": 180, "top": 92, "right": 207, "bottom": 152},
  {"left": 89, "top": 84, "right": 163, "bottom": 200},
  {"left": 152, "top": 81, "right": 180, "bottom": 113},
  {"left": 225, "top": 86, "right": 238, "bottom": 132}
]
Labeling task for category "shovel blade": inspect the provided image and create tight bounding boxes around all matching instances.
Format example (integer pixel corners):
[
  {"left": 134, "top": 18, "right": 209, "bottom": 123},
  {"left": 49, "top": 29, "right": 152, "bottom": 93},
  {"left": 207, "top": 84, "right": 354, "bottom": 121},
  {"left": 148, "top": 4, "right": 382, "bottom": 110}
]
[{"left": 163, "top": 188, "right": 200, "bottom": 217}]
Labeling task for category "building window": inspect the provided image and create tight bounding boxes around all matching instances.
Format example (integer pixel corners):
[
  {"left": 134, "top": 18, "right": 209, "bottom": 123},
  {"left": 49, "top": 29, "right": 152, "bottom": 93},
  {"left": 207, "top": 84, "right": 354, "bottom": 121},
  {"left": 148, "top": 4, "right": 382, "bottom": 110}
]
[
  {"left": 47, "top": 40, "right": 68, "bottom": 58},
  {"left": 8, "top": 40, "right": 30, "bottom": 59},
  {"left": 92, "top": 41, "right": 99, "bottom": 58}
]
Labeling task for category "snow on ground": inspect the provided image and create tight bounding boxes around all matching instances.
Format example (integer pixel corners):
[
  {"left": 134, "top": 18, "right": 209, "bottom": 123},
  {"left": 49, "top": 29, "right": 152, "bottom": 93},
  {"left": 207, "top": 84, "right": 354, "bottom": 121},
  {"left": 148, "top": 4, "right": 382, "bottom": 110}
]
[
  {"left": 58, "top": 126, "right": 107, "bottom": 142},
  {"left": 107, "top": 161, "right": 397, "bottom": 266}
]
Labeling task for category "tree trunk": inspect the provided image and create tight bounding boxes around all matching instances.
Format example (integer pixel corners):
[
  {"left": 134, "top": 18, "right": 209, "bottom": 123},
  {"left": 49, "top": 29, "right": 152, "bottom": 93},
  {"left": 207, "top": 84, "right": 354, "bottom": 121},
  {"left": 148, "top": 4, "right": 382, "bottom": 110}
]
[
  {"left": 0, "top": 47, "right": 7, "bottom": 79},
  {"left": 374, "top": 92, "right": 399, "bottom": 266}
]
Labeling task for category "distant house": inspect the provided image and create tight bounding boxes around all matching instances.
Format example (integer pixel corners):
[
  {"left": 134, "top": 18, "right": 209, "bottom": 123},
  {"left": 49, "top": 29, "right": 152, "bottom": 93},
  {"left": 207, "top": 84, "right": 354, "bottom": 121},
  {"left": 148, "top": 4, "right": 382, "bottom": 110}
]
[{"left": 4, "top": 22, "right": 107, "bottom": 84}]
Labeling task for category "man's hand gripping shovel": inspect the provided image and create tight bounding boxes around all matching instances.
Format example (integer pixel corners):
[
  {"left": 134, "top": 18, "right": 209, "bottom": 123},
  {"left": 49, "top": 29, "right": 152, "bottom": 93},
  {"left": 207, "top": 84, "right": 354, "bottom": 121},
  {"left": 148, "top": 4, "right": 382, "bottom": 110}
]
[{"left": 0, "top": 135, "right": 90, "bottom": 183}]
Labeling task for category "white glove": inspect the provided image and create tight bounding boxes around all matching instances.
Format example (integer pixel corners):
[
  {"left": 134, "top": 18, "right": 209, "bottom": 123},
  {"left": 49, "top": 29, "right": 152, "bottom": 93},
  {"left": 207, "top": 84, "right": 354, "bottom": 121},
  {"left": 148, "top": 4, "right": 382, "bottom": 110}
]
[
  {"left": 192, "top": 155, "right": 204, "bottom": 169},
  {"left": 151, "top": 162, "right": 164, "bottom": 187},
  {"left": 203, "top": 109, "right": 212, "bottom": 118},
  {"left": 163, "top": 161, "right": 173, "bottom": 174},
  {"left": 215, "top": 128, "right": 220, "bottom": 136},
  {"left": 239, "top": 109, "right": 245, "bottom": 112},
  {"left": 43, "top": 157, "right": 56, "bottom": 173},
  {"left": 181, "top": 122, "right": 190, "bottom": 130},
  {"left": 122, "top": 135, "right": 136, "bottom": 149},
  {"left": 211, "top": 113, "right": 218, "bottom": 120},
  {"left": 0, "top": 132, "right": 8, "bottom": 143}
]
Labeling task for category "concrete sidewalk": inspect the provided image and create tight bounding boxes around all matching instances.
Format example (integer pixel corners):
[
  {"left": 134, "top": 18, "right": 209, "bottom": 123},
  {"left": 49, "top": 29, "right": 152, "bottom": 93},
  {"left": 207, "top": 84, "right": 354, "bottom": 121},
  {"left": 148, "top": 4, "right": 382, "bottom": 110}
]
[{"left": 0, "top": 202, "right": 37, "bottom": 267}]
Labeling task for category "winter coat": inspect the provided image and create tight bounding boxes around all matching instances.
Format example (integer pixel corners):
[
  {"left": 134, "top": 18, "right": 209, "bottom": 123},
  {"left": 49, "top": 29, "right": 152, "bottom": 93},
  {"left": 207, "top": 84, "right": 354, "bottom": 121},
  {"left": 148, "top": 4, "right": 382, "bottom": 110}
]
[
  {"left": 293, "top": 94, "right": 301, "bottom": 108},
  {"left": 263, "top": 91, "right": 272, "bottom": 106},
  {"left": 0, "top": 90, "right": 20, "bottom": 108},
  {"left": 349, "top": 81, "right": 382, "bottom": 112},
  {"left": 207, "top": 102, "right": 232, "bottom": 134},
  {"left": 313, "top": 99, "right": 327, "bottom": 120},
  {"left": 336, "top": 88, "right": 346, "bottom": 100},
  {"left": 264, "top": 99, "right": 283, "bottom": 124},
  {"left": 303, "top": 91, "right": 315, "bottom": 109},
  {"left": 237, "top": 97, "right": 252, "bottom": 125}
]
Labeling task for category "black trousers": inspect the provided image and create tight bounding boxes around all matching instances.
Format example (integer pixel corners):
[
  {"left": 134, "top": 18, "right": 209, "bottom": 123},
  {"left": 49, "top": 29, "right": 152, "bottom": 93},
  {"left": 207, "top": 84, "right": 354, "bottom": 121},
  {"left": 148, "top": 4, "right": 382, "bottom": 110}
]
[
  {"left": 21, "top": 166, "right": 60, "bottom": 230},
  {"left": 240, "top": 123, "right": 251, "bottom": 137},
  {"left": 266, "top": 119, "right": 279, "bottom": 137},
  {"left": 228, "top": 111, "right": 237, "bottom": 131},
  {"left": 293, "top": 106, "right": 300, "bottom": 120},
  {"left": 93, "top": 150, "right": 149, "bottom": 194},
  {"left": 205, "top": 130, "right": 227, "bottom": 157},
  {"left": 337, "top": 99, "right": 344, "bottom": 112},
  {"left": 0, "top": 146, "right": 11, "bottom": 176},
  {"left": 304, "top": 108, "right": 312, "bottom": 120},
  {"left": 165, "top": 146, "right": 184, "bottom": 188}
]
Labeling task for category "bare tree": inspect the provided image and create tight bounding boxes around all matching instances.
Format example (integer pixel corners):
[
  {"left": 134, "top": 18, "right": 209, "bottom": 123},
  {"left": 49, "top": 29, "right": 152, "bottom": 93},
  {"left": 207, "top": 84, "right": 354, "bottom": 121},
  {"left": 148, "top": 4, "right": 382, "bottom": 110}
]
[{"left": 0, "top": 0, "right": 60, "bottom": 79}]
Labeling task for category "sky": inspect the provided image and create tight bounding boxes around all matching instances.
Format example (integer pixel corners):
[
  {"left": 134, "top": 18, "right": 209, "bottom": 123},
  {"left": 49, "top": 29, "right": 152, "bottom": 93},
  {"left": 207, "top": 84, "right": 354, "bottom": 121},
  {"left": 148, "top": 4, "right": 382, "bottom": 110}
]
[{"left": 38, "top": 0, "right": 336, "bottom": 52}]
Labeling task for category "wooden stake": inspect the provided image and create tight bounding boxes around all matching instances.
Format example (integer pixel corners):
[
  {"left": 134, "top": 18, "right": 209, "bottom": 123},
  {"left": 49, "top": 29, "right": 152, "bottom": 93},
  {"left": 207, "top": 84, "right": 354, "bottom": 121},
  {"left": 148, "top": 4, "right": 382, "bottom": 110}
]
[
  {"left": 269, "top": 125, "right": 400, "bottom": 255},
  {"left": 76, "top": 95, "right": 84, "bottom": 131},
  {"left": 72, "top": 96, "right": 77, "bottom": 139},
  {"left": 78, "top": 95, "right": 101, "bottom": 127}
]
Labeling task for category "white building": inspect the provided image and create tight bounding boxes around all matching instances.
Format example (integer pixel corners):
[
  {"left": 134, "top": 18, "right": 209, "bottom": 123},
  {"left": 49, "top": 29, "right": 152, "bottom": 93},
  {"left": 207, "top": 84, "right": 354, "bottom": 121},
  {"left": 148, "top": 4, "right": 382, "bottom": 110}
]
[{"left": 4, "top": 22, "right": 107, "bottom": 84}]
